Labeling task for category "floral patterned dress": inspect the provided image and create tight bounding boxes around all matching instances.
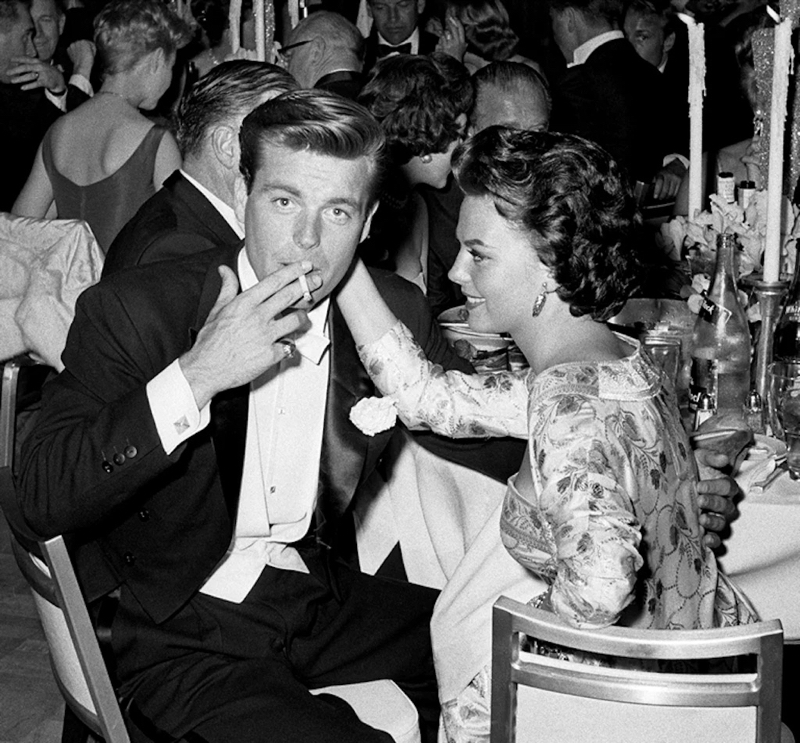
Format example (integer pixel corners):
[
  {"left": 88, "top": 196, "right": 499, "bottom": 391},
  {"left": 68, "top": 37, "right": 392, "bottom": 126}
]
[{"left": 353, "top": 322, "right": 756, "bottom": 743}]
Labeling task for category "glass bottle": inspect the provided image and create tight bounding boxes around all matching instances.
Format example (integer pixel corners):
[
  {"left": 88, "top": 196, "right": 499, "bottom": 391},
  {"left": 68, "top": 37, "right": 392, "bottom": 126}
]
[
  {"left": 688, "top": 233, "right": 752, "bottom": 414},
  {"left": 774, "top": 246, "right": 800, "bottom": 362}
]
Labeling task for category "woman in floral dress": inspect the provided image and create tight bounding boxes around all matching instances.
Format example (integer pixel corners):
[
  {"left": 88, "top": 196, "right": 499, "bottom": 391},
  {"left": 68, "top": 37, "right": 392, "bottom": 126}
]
[{"left": 336, "top": 128, "right": 756, "bottom": 743}]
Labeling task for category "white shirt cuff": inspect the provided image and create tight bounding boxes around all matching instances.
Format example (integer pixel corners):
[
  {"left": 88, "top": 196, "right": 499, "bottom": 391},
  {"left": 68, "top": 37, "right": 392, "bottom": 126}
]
[
  {"left": 146, "top": 359, "right": 211, "bottom": 455},
  {"left": 45, "top": 88, "right": 67, "bottom": 112},
  {"left": 69, "top": 73, "right": 93, "bottom": 97},
  {"left": 663, "top": 153, "right": 689, "bottom": 170}
]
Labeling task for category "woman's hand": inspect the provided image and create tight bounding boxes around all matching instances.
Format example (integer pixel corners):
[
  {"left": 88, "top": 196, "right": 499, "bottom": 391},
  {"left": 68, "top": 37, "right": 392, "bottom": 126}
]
[{"left": 436, "top": 13, "right": 467, "bottom": 62}]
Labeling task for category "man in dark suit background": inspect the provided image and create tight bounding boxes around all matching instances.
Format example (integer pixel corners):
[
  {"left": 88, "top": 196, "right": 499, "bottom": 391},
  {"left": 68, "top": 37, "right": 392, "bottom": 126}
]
[
  {"left": 363, "top": 0, "right": 437, "bottom": 72},
  {"left": 18, "top": 90, "right": 481, "bottom": 743},
  {"left": 0, "top": 0, "right": 60, "bottom": 210},
  {"left": 103, "top": 61, "right": 297, "bottom": 276},
  {"left": 548, "top": 0, "right": 684, "bottom": 196}
]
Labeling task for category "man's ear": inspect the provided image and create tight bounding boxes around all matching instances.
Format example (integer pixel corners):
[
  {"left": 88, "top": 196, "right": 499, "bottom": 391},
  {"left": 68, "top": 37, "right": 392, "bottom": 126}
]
[
  {"left": 417, "top": 0, "right": 426, "bottom": 17},
  {"left": 456, "top": 112, "right": 468, "bottom": 136},
  {"left": 233, "top": 174, "right": 248, "bottom": 226},
  {"left": 210, "top": 124, "right": 238, "bottom": 170},
  {"left": 663, "top": 30, "right": 676, "bottom": 55},
  {"left": 360, "top": 200, "right": 380, "bottom": 243},
  {"left": 58, "top": 11, "right": 66, "bottom": 35}
]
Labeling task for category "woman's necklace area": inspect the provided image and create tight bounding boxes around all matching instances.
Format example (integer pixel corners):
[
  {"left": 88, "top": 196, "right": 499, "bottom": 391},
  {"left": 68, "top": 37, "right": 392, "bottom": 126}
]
[{"left": 97, "top": 90, "right": 134, "bottom": 106}]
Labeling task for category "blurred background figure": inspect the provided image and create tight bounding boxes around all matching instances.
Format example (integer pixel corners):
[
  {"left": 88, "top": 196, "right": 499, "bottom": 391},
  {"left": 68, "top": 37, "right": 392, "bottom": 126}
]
[
  {"left": 283, "top": 9, "right": 364, "bottom": 98},
  {"left": 358, "top": 51, "right": 471, "bottom": 289},
  {"left": 1, "top": 0, "right": 61, "bottom": 211},
  {"left": 12, "top": 0, "right": 192, "bottom": 253},
  {"left": 363, "top": 0, "right": 437, "bottom": 72},
  {"left": 6, "top": 0, "right": 95, "bottom": 112},
  {"left": 444, "top": 0, "right": 542, "bottom": 74}
]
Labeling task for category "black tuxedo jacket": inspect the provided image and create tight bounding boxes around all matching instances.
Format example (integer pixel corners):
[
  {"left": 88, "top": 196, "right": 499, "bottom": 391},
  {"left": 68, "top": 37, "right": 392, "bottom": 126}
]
[
  {"left": 550, "top": 38, "right": 671, "bottom": 184},
  {"left": 315, "top": 70, "right": 365, "bottom": 101},
  {"left": 0, "top": 84, "right": 61, "bottom": 212},
  {"left": 16, "top": 243, "right": 524, "bottom": 623},
  {"left": 103, "top": 170, "right": 240, "bottom": 277},
  {"left": 363, "top": 29, "right": 439, "bottom": 74}
]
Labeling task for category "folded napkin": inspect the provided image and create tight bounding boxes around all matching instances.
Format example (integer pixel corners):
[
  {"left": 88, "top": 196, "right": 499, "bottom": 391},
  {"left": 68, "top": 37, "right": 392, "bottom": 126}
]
[{"left": 736, "top": 454, "right": 780, "bottom": 495}]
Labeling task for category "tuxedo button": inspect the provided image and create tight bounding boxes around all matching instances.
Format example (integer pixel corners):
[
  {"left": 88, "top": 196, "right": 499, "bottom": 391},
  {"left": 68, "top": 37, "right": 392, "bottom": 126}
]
[
  {"left": 125, "top": 445, "right": 138, "bottom": 458},
  {"left": 138, "top": 509, "right": 150, "bottom": 522},
  {"left": 102, "top": 461, "right": 113, "bottom": 474},
  {"left": 113, "top": 452, "right": 126, "bottom": 465},
  {"left": 124, "top": 552, "right": 136, "bottom": 566}
]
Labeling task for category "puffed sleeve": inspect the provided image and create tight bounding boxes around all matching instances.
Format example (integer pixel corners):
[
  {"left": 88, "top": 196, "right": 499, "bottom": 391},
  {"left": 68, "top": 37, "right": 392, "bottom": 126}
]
[{"left": 356, "top": 321, "right": 530, "bottom": 439}]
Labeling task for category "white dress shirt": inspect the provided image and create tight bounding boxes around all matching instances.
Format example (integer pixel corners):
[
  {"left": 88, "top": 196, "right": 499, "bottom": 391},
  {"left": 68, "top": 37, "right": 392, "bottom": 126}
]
[
  {"left": 146, "top": 249, "right": 331, "bottom": 602},
  {"left": 377, "top": 26, "right": 420, "bottom": 55}
]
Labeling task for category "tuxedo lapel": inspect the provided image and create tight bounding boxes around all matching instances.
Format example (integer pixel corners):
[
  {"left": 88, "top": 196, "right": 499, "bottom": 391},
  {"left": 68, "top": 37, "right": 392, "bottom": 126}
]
[
  {"left": 171, "top": 173, "right": 241, "bottom": 249},
  {"left": 320, "top": 299, "right": 394, "bottom": 520},
  {"left": 191, "top": 245, "right": 249, "bottom": 518}
]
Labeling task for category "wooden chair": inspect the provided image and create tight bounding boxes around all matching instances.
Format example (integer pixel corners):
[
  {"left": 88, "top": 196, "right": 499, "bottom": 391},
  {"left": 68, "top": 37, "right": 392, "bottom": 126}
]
[
  {"left": 491, "top": 596, "right": 792, "bottom": 743},
  {"left": 0, "top": 357, "right": 420, "bottom": 743}
]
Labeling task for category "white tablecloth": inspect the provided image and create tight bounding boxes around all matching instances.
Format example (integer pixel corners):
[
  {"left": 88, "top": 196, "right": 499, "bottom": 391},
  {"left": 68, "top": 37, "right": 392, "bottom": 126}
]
[{"left": 723, "top": 451, "right": 800, "bottom": 641}]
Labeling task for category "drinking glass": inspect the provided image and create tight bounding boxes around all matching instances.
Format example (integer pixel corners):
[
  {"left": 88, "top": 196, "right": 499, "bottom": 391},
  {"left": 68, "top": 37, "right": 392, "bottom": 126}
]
[
  {"left": 769, "top": 361, "right": 800, "bottom": 479},
  {"left": 642, "top": 331, "right": 682, "bottom": 393}
]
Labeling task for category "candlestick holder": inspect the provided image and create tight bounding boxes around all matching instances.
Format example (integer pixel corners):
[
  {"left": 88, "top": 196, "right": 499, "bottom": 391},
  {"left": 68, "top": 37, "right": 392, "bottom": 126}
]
[{"left": 753, "top": 279, "right": 789, "bottom": 434}]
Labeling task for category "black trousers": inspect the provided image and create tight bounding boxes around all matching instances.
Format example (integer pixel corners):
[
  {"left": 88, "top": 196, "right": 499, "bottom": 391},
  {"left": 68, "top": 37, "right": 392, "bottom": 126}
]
[{"left": 109, "top": 546, "right": 440, "bottom": 743}]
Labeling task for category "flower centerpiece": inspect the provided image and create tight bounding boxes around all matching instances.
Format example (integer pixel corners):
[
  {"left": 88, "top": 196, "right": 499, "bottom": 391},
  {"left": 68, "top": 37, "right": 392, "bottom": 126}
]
[{"left": 661, "top": 192, "right": 800, "bottom": 320}]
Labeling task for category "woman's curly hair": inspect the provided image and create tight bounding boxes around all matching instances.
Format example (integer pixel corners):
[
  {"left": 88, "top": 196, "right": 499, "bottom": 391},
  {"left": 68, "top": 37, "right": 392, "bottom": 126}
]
[
  {"left": 452, "top": 0, "right": 519, "bottom": 62},
  {"left": 453, "top": 127, "right": 643, "bottom": 321},
  {"left": 358, "top": 52, "right": 472, "bottom": 165}
]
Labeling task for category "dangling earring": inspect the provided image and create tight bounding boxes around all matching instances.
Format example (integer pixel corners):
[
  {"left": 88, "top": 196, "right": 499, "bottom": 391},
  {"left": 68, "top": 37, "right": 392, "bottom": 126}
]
[
  {"left": 420, "top": 153, "right": 432, "bottom": 164},
  {"left": 531, "top": 283, "right": 549, "bottom": 317}
]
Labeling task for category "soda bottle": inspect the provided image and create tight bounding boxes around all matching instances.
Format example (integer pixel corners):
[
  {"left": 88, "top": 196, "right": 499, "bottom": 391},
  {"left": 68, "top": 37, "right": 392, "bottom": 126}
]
[{"left": 688, "top": 233, "right": 752, "bottom": 414}]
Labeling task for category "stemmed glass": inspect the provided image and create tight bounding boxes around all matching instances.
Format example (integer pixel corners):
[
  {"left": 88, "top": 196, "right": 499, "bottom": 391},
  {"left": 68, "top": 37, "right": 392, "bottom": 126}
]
[{"left": 769, "top": 361, "right": 800, "bottom": 479}]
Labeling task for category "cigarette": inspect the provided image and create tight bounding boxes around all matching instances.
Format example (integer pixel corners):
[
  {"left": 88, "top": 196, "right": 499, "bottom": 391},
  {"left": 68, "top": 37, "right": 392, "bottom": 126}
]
[{"left": 298, "top": 273, "right": 312, "bottom": 303}]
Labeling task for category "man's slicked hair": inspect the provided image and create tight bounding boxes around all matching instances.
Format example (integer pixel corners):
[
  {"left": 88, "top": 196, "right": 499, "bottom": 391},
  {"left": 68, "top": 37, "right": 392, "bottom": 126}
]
[
  {"left": 471, "top": 61, "right": 552, "bottom": 129},
  {"left": 239, "top": 89, "right": 386, "bottom": 205},
  {"left": 176, "top": 60, "right": 297, "bottom": 158}
]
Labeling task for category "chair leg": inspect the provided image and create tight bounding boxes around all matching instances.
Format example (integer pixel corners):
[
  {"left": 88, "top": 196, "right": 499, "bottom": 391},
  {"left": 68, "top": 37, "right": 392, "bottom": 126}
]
[{"left": 61, "top": 705, "right": 93, "bottom": 743}]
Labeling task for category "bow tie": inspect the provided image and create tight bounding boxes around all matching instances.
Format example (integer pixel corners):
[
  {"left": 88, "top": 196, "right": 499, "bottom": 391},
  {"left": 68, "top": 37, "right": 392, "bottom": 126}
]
[{"left": 376, "top": 42, "right": 412, "bottom": 58}]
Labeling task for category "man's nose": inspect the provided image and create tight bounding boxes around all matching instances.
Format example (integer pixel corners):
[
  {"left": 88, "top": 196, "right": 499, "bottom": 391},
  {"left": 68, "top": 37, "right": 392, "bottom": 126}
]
[
  {"left": 25, "top": 37, "right": 37, "bottom": 57},
  {"left": 294, "top": 213, "right": 321, "bottom": 250},
  {"left": 388, "top": 6, "right": 399, "bottom": 21}
]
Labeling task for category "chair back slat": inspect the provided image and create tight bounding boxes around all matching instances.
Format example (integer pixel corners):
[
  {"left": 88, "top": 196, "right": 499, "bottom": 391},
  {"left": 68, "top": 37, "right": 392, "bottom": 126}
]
[{"left": 491, "top": 596, "right": 785, "bottom": 743}]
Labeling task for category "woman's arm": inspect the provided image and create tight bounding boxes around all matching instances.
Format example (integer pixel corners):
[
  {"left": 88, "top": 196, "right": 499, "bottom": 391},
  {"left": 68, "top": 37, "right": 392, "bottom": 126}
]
[
  {"left": 339, "top": 259, "right": 530, "bottom": 438},
  {"left": 502, "top": 393, "right": 642, "bottom": 628},
  {"left": 152, "top": 131, "right": 182, "bottom": 191},
  {"left": 12, "top": 145, "right": 56, "bottom": 218}
]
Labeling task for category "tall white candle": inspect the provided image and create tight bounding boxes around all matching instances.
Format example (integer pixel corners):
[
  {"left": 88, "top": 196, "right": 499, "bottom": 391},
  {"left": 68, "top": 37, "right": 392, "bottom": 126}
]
[
  {"left": 229, "top": 0, "right": 242, "bottom": 54},
  {"left": 764, "top": 17, "right": 794, "bottom": 283},
  {"left": 679, "top": 13, "right": 706, "bottom": 220},
  {"left": 255, "top": 0, "right": 266, "bottom": 61}
]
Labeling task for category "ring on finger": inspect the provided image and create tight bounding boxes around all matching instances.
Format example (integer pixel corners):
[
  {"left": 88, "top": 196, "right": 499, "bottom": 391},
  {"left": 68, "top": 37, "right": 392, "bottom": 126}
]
[
  {"left": 277, "top": 338, "right": 296, "bottom": 360},
  {"left": 34, "top": 71, "right": 39, "bottom": 79}
]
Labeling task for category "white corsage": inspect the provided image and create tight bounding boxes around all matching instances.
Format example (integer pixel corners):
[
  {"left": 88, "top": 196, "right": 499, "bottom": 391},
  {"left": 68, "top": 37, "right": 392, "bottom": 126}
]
[{"left": 349, "top": 396, "right": 398, "bottom": 436}]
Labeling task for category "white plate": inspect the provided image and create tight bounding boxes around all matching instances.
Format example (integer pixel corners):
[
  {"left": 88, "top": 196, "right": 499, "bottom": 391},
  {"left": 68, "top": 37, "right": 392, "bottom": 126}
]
[{"left": 747, "top": 434, "right": 787, "bottom": 461}]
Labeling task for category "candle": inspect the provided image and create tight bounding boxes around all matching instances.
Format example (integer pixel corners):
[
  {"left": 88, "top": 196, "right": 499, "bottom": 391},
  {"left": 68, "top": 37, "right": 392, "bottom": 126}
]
[
  {"left": 229, "top": 0, "right": 242, "bottom": 54},
  {"left": 255, "top": 0, "right": 266, "bottom": 61},
  {"left": 678, "top": 13, "right": 705, "bottom": 220},
  {"left": 763, "top": 17, "right": 794, "bottom": 283}
]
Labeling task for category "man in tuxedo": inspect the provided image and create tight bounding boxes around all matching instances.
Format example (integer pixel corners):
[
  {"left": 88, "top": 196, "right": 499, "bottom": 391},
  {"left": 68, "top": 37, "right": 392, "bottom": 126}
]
[
  {"left": 103, "top": 60, "right": 297, "bottom": 276},
  {"left": 0, "top": 0, "right": 60, "bottom": 210},
  {"left": 363, "top": 0, "right": 437, "bottom": 72},
  {"left": 548, "top": 0, "right": 685, "bottom": 196},
  {"left": 17, "top": 90, "right": 483, "bottom": 742},
  {"left": 284, "top": 10, "right": 365, "bottom": 100}
]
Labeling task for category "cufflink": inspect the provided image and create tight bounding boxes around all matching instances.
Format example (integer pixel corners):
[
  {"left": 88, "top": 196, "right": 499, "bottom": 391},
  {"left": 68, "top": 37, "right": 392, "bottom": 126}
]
[{"left": 174, "top": 416, "right": 190, "bottom": 434}]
